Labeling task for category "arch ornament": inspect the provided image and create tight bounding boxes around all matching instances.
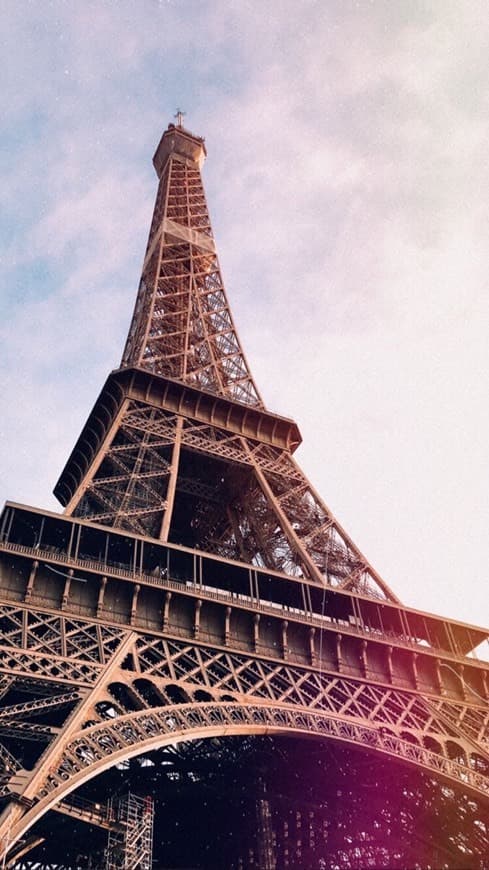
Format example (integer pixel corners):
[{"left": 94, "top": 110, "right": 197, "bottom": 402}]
[{"left": 7, "top": 700, "right": 489, "bottom": 853}]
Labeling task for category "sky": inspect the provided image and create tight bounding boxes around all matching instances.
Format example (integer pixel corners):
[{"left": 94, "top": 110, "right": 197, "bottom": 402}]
[{"left": 1, "top": 0, "right": 488, "bottom": 638}]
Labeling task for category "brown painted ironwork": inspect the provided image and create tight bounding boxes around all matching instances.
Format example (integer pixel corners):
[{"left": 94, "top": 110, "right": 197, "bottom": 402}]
[{"left": 0, "top": 121, "right": 488, "bottom": 868}]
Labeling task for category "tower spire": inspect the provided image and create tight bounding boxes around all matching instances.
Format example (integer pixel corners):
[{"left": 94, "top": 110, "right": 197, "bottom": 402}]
[
  {"left": 122, "top": 121, "right": 263, "bottom": 408},
  {"left": 174, "top": 108, "right": 186, "bottom": 127}
]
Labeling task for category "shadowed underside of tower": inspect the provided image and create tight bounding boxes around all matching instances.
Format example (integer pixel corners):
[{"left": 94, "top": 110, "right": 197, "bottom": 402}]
[{"left": 0, "top": 120, "right": 488, "bottom": 869}]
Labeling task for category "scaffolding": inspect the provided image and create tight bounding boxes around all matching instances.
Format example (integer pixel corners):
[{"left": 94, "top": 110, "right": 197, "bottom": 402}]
[
  {"left": 105, "top": 793, "right": 154, "bottom": 870},
  {"left": 255, "top": 780, "right": 276, "bottom": 870}
]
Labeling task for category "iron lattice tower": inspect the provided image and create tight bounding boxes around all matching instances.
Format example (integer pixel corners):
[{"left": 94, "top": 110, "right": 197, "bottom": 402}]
[{"left": 0, "top": 120, "right": 488, "bottom": 869}]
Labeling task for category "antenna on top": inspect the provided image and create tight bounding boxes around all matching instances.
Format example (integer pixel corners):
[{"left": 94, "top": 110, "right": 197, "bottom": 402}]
[{"left": 174, "top": 109, "right": 186, "bottom": 128}]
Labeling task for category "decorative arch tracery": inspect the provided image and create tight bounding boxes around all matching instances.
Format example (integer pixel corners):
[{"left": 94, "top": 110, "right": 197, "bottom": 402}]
[{"left": 5, "top": 700, "right": 489, "bottom": 855}]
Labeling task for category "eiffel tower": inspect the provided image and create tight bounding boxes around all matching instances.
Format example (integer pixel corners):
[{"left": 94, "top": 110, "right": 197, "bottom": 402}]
[{"left": 0, "top": 118, "right": 488, "bottom": 869}]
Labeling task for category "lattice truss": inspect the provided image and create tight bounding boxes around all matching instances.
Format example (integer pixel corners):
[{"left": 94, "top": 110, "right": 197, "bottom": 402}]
[
  {"left": 0, "top": 603, "right": 486, "bottom": 800},
  {"left": 0, "top": 602, "right": 487, "bottom": 863},
  {"left": 0, "top": 608, "right": 122, "bottom": 795},
  {"left": 73, "top": 404, "right": 394, "bottom": 600},
  {"left": 121, "top": 153, "right": 262, "bottom": 408}
]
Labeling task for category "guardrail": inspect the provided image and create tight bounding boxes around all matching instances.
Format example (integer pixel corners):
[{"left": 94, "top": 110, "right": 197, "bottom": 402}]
[{"left": 0, "top": 540, "right": 483, "bottom": 668}]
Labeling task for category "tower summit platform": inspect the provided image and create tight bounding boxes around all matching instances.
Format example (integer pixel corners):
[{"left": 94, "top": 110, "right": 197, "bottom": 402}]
[{"left": 153, "top": 121, "right": 207, "bottom": 175}]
